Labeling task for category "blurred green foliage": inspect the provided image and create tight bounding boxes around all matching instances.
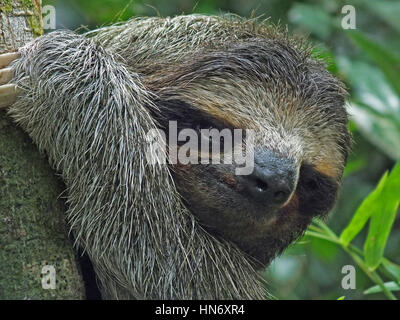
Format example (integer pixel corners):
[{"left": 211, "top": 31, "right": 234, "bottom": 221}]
[
  {"left": 303, "top": 162, "right": 400, "bottom": 300},
  {"left": 42, "top": 0, "right": 400, "bottom": 299}
]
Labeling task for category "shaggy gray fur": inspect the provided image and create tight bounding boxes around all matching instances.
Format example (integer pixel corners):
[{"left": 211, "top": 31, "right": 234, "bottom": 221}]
[{"left": 7, "top": 15, "right": 348, "bottom": 299}]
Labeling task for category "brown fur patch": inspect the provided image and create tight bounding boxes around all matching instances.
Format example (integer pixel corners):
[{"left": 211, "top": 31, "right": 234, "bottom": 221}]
[
  {"left": 197, "top": 101, "right": 252, "bottom": 128},
  {"left": 315, "top": 161, "right": 338, "bottom": 178},
  {"left": 220, "top": 173, "right": 243, "bottom": 192}
]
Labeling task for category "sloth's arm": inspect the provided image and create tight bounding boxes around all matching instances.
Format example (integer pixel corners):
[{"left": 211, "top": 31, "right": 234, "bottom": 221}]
[
  {"left": 1, "top": 30, "right": 172, "bottom": 299},
  {"left": 0, "top": 52, "right": 19, "bottom": 109},
  {"left": 4, "top": 28, "right": 158, "bottom": 187}
]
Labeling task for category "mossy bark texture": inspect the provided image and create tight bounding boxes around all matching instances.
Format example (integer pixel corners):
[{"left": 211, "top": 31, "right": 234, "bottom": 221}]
[{"left": 0, "top": 0, "right": 85, "bottom": 299}]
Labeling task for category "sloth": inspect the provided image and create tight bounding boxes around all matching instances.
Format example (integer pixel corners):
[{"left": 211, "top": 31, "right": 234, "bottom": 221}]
[{"left": 0, "top": 15, "right": 350, "bottom": 299}]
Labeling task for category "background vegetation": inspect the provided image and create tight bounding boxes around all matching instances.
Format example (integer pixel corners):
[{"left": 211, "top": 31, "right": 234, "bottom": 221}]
[{"left": 42, "top": 0, "right": 400, "bottom": 300}]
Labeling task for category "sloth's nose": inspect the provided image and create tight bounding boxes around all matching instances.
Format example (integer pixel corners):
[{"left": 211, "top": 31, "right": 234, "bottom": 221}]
[{"left": 242, "top": 150, "right": 298, "bottom": 207}]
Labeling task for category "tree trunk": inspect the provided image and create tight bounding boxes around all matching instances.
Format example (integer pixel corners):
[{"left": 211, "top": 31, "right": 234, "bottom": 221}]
[{"left": 0, "top": 0, "right": 85, "bottom": 299}]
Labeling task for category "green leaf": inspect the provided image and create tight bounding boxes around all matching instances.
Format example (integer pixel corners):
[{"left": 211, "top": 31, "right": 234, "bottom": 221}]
[
  {"left": 339, "top": 171, "right": 388, "bottom": 246},
  {"left": 364, "top": 162, "right": 400, "bottom": 270},
  {"left": 337, "top": 296, "right": 345, "bottom": 300},
  {"left": 381, "top": 258, "right": 400, "bottom": 282},
  {"left": 364, "top": 282, "right": 400, "bottom": 295},
  {"left": 347, "top": 30, "right": 400, "bottom": 96}
]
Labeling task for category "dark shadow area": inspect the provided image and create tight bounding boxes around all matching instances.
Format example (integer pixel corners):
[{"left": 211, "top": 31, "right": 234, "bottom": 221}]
[{"left": 75, "top": 247, "right": 102, "bottom": 300}]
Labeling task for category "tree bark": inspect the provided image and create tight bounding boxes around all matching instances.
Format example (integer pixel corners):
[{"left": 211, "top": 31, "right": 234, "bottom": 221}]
[{"left": 0, "top": 0, "right": 85, "bottom": 299}]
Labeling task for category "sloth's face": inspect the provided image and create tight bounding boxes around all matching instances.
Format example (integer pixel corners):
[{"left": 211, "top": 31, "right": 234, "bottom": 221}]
[
  {"left": 159, "top": 93, "right": 349, "bottom": 266},
  {"left": 151, "top": 42, "right": 350, "bottom": 266},
  {"left": 170, "top": 126, "right": 347, "bottom": 266}
]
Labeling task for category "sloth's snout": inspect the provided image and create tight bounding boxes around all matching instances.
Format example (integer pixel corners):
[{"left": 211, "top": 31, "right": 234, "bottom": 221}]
[{"left": 242, "top": 149, "right": 298, "bottom": 207}]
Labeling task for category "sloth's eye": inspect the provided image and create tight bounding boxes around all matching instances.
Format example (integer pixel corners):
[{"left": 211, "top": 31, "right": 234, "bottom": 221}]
[
  {"left": 196, "top": 124, "right": 222, "bottom": 140},
  {"left": 195, "top": 124, "right": 228, "bottom": 154},
  {"left": 305, "top": 177, "right": 318, "bottom": 191},
  {"left": 299, "top": 167, "right": 330, "bottom": 195},
  {"left": 151, "top": 98, "right": 235, "bottom": 153},
  {"left": 195, "top": 124, "right": 215, "bottom": 133},
  {"left": 297, "top": 163, "right": 338, "bottom": 216}
]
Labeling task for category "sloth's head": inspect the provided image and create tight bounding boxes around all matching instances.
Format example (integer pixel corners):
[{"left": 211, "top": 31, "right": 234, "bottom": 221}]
[{"left": 143, "top": 25, "right": 350, "bottom": 266}]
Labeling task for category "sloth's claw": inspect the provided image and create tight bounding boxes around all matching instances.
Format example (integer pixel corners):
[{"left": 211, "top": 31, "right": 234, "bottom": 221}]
[
  {"left": 0, "top": 84, "right": 18, "bottom": 109},
  {"left": 0, "top": 52, "right": 20, "bottom": 109},
  {"left": 0, "top": 67, "right": 13, "bottom": 85},
  {"left": 0, "top": 52, "right": 20, "bottom": 68}
]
